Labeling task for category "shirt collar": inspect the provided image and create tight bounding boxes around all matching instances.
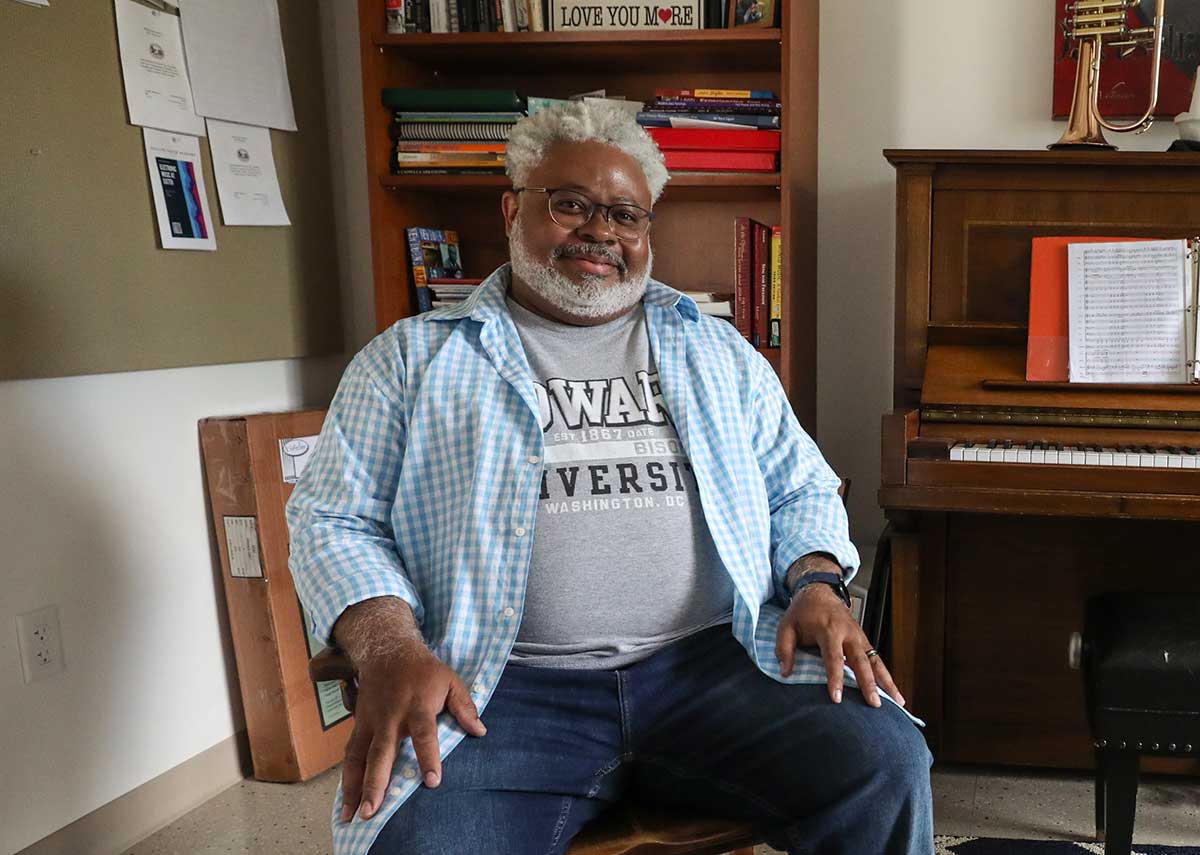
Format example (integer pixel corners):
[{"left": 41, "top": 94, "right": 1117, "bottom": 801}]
[{"left": 421, "top": 263, "right": 701, "bottom": 325}]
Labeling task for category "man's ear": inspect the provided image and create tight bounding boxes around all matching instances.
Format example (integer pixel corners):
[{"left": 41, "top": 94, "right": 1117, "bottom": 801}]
[{"left": 500, "top": 191, "right": 520, "bottom": 237}]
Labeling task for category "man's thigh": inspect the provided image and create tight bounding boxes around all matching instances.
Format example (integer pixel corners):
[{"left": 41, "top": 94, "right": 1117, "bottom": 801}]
[
  {"left": 623, "top": 626, "right": 932, "bottom": 824},
  {"left": 367, "top": 663, "right": 628, "bottom": 855}
]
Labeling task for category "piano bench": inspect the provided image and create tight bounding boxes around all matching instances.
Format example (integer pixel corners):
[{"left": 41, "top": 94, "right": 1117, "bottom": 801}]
[{"left": 1071, "top": 593, "right": 1200, "bottom": 855}]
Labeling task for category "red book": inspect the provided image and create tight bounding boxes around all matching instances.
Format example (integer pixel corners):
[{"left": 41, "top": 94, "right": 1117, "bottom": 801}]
[
  {"left": 661, "top": 150, "right": 777, "bottom": 172},
  {"left": 646, "top": 128, "right": 781, "bottom": 151},
  {"left": 733, "top": 217, "right": 752, "bottom": 342}
]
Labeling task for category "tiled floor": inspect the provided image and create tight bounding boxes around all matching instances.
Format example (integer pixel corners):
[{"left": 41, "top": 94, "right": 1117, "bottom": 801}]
[{"left": 123, "top": 765, "right": 1200, "bottom": 854}]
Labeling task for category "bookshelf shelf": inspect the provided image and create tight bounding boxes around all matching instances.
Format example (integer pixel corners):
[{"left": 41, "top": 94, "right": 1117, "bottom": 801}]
[
  {"left": 381, "top": 172, "right": 782, "bottom": 200},
  {"left": 357, "top": 0, "right": 821, "bottom": 430},
  {"left": 373, "top": 29, "right": 784, "bottom": 72}
]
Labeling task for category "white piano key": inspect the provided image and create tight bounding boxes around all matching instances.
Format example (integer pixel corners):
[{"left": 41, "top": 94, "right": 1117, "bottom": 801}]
[
  {"left": 1183, "top": 454, "right": 1198, "bottom": 470},
  {"left": 1112, "top": 451, "right": 1129, "bottom": 467},
  {"left": 1045, "top": 448, "right": 1060, "bottom": 465},
  {"left": 1139, "top": 450, "right": 1157, "bottom": 467},
  {"left": 1168, "top": 453, "right": 1183, "bottom": 469},
  {"left": 1153, "top": 451, "right": 1170, "bottom": 468},
  {"left": 1003, "top": 447, "right": 1019, "bottom": 463},
  {"left": 962, "top": 445, "right": 980, "bottom": 462},
  {"left": 1099, "top": 448, "right": 1115, "bottom": 466},
  {"left": 950, "top": 444, "right": 965, "bottom": 461},
  {"left": 1069, "top": 447, "right": 1087, "bottom": 465},
  {"left": 1031, "top": 448, "right": 1046, "bottom": 464},
  {"left": 1084, "top": 449, "right": 1101, "bottom": 466}
]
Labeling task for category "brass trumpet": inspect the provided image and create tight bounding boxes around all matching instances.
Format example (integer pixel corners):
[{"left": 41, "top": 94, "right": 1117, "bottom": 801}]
[{"left": 1050, "top": 0, "right": 1166, "bottom": 149}]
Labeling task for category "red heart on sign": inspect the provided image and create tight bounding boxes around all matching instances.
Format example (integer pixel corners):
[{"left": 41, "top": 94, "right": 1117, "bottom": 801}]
[{"left": 657, "top": 7, "right": 672, "bottom": 22}]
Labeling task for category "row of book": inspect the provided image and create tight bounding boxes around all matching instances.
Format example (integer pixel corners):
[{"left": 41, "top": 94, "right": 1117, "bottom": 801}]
[
  {"left": 384, "top": 0, "right": 759, "bottom": 33},
  {"left": 734, "top": 217, "right": 782, "bottom": 347},
  {"left": 385, "top": 86, "right": 784, "bottom": 175}
]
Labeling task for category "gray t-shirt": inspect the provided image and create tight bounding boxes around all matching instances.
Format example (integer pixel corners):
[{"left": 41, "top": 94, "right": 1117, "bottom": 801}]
[{"left": 506, "top": 297, "right": 734, "bottom": 669}]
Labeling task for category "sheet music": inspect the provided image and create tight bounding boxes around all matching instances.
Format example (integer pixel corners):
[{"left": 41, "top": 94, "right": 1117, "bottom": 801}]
[{"left": 1067, "top": 240, "right": 1189, "bottom": 383}]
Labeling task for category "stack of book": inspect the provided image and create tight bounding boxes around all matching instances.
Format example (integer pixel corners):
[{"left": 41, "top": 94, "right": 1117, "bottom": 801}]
[
  {"left": 385, "top": 88, "right": 526, "bottom": 175},
  {"left": 638, "top": 88, "right": 781, "bottom": 173},
  {"left": 733, "top": 218, "right": 782, "bottom": 347},
  {"left": 406, "top": 226, "right": 484, "bottom": 312}
]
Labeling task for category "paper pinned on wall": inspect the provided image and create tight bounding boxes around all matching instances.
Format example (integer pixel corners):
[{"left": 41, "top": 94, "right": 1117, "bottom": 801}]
[
  {"left": 206, "top": 118, "right": 290, "bottom": 226},
  {"left": 178, "top": 0, "right": 297, "bottom": 132},
  {"left": 143, "top": 128, "right": 217, "bottom": 250},
  {"left": 113, "top": 0, "right": 206, "bottom": 137},
  {"left": 11, "top": 1, "right": 51, "bottom": 7}
]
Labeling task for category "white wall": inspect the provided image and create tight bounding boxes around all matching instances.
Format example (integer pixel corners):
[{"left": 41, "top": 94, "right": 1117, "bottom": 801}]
[
  {"left": 816, "top": 0, "right": 1176, "bottom": 553},
  {"left": 0, "top": 3, "right": 373, "bottom": 853}
]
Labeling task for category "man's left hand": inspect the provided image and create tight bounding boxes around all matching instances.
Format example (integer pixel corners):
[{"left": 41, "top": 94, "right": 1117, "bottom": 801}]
[{"left": 774, "top": 583, "right": 905, "bottom": 709}]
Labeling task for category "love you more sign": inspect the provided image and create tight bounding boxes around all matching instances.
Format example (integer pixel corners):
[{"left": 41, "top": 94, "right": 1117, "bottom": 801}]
[{"left": 550, "top": 0, "right": 701, "bottom": 30}]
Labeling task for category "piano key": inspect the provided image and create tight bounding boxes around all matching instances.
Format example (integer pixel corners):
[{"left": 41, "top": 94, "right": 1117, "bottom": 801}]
[
  {"left": 950, "top": 443, "right": 965, "bottom": 461},
  {"left": 1069, "top": 446, "right": 1087, "bottom": 465},
  {"left": 1099, "top": 447, "right": 1115, "bottom": 466},
  {"left": 1016, "top": 445, "right": 1032, "bottom": 464},
  {"left": 1084, "top": 447, "right": 1101, "bottom": 466},
  {"left": 1030, "top": 444, "right": 1046, "bottom": 464}
]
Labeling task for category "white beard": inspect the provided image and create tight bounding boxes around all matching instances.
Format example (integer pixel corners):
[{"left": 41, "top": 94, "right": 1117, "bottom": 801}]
[{"left": 509, "top": 222, "right": 652, "bottom": 321}]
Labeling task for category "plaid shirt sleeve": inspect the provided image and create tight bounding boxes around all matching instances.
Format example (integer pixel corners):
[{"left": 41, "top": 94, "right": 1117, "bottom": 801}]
[
  {"left": 746, "top": 348, "right": 860, "bottom": 606},
  {"left": 285, "top": 339, "right": 425, "bottom": 645}
]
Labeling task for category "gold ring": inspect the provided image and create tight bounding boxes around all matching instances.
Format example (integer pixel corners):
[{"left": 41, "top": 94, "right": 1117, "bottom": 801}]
[{"left": 865, "top": 648, "right": 879, "bottom": 659}]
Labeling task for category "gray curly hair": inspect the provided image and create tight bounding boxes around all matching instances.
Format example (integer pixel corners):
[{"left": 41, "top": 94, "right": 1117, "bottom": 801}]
[{"left": 505, "top": 101, "right": 669, "bottom": 203}]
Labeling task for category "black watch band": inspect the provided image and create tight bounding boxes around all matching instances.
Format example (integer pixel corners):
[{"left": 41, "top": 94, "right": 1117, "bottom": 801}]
[{"left": 789, "top": 571, "right": 852, "bottom": 609}]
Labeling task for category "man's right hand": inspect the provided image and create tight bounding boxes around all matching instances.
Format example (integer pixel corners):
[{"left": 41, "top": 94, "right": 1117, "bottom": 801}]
[{"left": 342, "top": 641, "right": 487, "bottom": 822}]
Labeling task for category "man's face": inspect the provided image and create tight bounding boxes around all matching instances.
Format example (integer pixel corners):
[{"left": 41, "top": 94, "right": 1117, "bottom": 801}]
[{"left": 502, "top": 139, "right": 654, "bottom": 326}]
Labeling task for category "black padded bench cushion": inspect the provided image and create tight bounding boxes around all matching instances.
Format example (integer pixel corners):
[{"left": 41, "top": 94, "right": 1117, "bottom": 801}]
[{"left": 1085, "top": 593, "right": 1200, "bottom": 748}]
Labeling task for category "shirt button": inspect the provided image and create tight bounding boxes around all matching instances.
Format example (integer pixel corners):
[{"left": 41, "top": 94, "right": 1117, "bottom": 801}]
[
  {"left": 472, "top": 681, "right": 486, "bottom": 694},
  {"left": 402, "top": 766, "right": 417, "bottom": 780},
  {"left": 387, "top": 786, "right": 402, "bottom": 797},
  {"left": 514, "top": 526, "right": 526, "bottom": 537},
  {"left": 528, "top": 455, "right": 540, "bottom": 464},
  {"left": 501, "top": 606, "right": 516, "bottom": 618}
]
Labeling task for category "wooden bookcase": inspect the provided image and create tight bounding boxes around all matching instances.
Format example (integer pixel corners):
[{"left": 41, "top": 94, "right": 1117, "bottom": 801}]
[{"left": 355, "top": 0, "right": 820, "bottom": 431}]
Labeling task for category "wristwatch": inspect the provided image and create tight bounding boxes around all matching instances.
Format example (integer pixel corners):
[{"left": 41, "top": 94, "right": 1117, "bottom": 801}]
[{"left": 789, "top": 571, "right": 852, "bottom": 610}]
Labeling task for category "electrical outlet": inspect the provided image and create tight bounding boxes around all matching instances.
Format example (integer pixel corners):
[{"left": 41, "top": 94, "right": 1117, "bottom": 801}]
[{"left": 16, "top": 605, "right": 65, "bottom": 684}]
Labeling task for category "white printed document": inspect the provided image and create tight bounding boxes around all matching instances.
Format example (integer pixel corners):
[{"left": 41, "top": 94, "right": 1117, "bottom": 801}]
[
  {"left": 179, "top": 0, "right": 297, "bottom": 131},
  {"left": 1067, "top": 240, "right": 1189, "bottom": 383},
  {"left": 206, "top": 119, "right": 290, "bottom": 226},
  {"left": 114, "top": 0, "right": 206, "bottom": 137},
  {"left": 143, "top": 128, "right": 216, "bottom": 250}
]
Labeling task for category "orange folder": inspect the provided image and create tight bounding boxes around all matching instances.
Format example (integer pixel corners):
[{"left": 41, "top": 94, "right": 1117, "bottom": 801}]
[{"left": 1026, "top": 236, "right": 1144, "bottom": 381}]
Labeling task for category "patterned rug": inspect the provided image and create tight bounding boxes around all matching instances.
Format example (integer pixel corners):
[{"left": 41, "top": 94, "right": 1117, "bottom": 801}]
[{"left": 935, "top": 837, "right": 1200, "bottom": 854}]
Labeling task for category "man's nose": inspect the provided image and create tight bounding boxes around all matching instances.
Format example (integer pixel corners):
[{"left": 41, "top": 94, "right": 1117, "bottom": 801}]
[{"left": 576, "top": 207, "right": 618, "bottom": 244}]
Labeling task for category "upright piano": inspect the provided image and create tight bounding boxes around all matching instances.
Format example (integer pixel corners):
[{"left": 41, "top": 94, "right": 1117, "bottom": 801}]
[{"left": 881, "top": 150, "right": 1200, "bottom": 772}]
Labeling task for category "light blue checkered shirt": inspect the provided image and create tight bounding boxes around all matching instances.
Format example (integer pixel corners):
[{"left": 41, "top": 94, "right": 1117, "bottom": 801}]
[{"left": 286, "top": 264, "right": 862, "bottom": 855}]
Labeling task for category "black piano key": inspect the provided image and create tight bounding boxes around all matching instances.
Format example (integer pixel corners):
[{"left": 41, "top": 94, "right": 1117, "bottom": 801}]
[
  {"left": 1169, "top": 446, "right": 1183, "bottom": 454},
  {"left": 986, "top": 440, "right": 998, "bottom": 449},
  {"left": 963, "top": 441, "right": 975, "bottom": 448},
  {"left": 1002, "top": 440, "right": 1013, "bottom": 449}
]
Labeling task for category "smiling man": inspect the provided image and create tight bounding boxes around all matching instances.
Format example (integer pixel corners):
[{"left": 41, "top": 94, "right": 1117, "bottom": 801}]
[{"left": 286, "top": 102, "right": 933, "bottom": 855}]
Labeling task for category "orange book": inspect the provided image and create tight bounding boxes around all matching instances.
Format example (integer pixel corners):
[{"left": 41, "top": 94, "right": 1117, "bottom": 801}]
[{"left": 1026, "top": 236, "right": 1143, "bottom": 381}]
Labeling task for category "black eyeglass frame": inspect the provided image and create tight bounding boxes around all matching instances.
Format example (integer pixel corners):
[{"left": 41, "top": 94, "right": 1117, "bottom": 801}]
[{"left": 514, "top": 186, "right": 655, "bottom": 241}]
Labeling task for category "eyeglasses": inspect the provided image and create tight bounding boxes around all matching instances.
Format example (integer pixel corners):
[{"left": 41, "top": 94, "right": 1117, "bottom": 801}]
[{"left": 515, "top": 187, "right": 654, "bottom": 242}]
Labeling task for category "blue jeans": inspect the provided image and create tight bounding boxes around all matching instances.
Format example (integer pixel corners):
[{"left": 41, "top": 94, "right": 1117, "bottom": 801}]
[{"left": 368, "top": 623, "right": 933, "bottom": 855}]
